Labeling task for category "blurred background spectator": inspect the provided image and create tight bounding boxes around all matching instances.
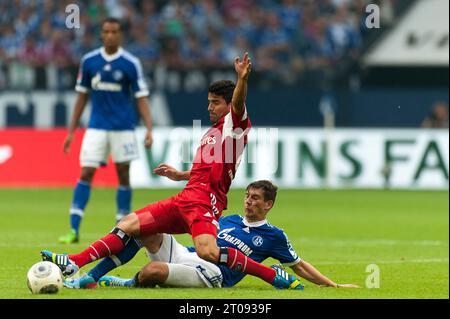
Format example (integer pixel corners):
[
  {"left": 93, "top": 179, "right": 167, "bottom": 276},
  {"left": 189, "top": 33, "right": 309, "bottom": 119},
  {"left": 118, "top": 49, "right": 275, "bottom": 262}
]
[
  {"left": 421, "top": 101, "right": 449, "bottom": 129},
  {"left": 0, "top": 0, "right": 400, "bottom": 90}
]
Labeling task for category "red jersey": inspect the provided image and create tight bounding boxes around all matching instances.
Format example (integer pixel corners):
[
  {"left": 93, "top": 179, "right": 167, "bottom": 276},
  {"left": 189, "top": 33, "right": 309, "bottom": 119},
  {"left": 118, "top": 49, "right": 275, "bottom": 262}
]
[{"left": 184, "top": 107, "right": 252, "bottom": 212}]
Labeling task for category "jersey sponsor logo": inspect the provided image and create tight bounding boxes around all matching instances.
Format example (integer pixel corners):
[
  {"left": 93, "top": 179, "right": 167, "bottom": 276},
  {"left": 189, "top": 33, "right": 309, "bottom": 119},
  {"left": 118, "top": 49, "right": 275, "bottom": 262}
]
[
  {"left": 252, "top": 236, "right": 264, "bottom": 247},
  {"left": 103, "top": 64, "right": 112, "bottom": 71},
  {"left": 91, "top": 73, "right": 122, "bottom": 92},
  {"left": 217, "top": 227, "right": 253, "bottom": 256},
  {"left": 201, "top": 135, "right": 216, "bottom": 146},
  {"left": 218, "top": 227, "right": 235, "bottom": 236}
]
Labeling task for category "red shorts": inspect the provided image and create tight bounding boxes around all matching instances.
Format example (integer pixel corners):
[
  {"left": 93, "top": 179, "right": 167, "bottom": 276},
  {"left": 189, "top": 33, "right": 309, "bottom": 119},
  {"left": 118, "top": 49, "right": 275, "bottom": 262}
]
[{"left": 134, "top": 188, "right": 223, "bottom": 238}]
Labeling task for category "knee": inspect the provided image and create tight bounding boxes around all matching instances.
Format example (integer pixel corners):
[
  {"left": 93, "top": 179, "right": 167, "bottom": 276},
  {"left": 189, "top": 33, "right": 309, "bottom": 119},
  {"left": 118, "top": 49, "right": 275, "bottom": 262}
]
[
  {"left": 116, "top": 166, "right": 130, "bottom": 186},
  {"left": 80, "top": 168, "right": 96, "bottom": 183},
  {"left": 117, "top": 174, "right": 130, "bottom": 187},
  {"left": 116, "top": 213, "right": 139, "bottom": 236},
  {"left": 141, "top": 234, "right": 163, "bottom": 254},
  {"left": 139, "top": 263, "right": 167, "bottom": 287}
]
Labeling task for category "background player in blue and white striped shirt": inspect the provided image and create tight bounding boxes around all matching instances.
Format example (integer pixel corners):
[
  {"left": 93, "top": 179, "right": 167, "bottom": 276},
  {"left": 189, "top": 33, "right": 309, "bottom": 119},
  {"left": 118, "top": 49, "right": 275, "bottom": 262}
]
[
  {"left": 58, "top": 18, "right": 153, "bottom": 244},
  {"left": 65, "top": 181, "right": 358, "bottom": 289}
]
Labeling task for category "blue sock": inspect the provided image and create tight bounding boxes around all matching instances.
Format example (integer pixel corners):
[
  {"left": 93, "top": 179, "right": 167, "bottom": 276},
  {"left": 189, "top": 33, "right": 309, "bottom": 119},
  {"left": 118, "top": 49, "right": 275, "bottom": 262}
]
[
  {"left": 88, "top": 238, "right": 141, "bottom": 282},
  {"left": 116, "top": 186, "right": 132, "bottom": 223},
  {"left": 70, "top": 180, "right": 91, "bottom": 235}
]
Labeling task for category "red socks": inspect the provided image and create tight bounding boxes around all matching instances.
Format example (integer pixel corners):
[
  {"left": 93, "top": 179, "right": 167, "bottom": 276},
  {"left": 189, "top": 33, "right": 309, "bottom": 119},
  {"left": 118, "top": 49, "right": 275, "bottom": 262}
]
[
  {"left": 69, "top": 233, "right": 125, "bottom": 268},
  {"left": 225, "top": 247, "right": 276, "bottom": 284}
]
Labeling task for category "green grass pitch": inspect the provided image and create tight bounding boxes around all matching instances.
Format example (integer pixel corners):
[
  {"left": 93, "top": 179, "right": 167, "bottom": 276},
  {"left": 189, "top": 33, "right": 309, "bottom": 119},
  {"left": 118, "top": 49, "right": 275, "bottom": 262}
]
[{"left": 0, "top": 188, "right": 448, "bottom": 299}]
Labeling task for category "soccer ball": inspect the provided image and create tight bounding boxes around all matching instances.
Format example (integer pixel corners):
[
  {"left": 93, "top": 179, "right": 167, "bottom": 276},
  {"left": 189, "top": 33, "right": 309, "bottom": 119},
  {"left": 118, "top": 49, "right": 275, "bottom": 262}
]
[{"left": 27, "top": 261, "right": 63, "bottom": 294}]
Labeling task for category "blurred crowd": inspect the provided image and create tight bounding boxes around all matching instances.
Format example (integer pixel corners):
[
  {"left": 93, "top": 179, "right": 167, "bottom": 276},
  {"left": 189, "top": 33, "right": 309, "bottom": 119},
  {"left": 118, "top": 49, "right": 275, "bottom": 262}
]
[{"left": 0, "top": 0, "right": 398, "bottom": 90}]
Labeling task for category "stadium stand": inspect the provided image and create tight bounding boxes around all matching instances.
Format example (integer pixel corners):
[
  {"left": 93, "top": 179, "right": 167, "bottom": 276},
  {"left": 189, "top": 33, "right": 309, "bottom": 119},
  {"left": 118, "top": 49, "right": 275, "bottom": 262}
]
[{"left": 1, "top": 0, "right": 405, "bottom": 90}]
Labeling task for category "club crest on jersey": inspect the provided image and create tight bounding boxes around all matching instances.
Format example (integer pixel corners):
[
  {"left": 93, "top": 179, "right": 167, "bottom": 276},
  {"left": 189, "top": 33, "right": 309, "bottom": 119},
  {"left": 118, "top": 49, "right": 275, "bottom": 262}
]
[
  {"left": 113, "top": 70, "right": 123, "bottom": 81},
  {"left": 252, "top": 236, "right": 263, "bottom": 247}
]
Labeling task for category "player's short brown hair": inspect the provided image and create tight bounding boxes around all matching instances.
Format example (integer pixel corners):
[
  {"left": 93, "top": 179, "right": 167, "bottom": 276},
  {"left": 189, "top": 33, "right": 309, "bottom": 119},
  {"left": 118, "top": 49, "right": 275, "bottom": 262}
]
[
  {"left": 208, "top": 80, "right": 236, "bottom": 104},
  {"left": 246, "top": 180, "right": 278, "bottom": 204}
]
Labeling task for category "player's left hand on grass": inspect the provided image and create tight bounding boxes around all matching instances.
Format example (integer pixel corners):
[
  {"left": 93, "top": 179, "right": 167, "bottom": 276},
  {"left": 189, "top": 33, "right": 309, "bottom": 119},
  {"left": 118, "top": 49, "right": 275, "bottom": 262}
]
[
  {"left": 322, "top": 283, "right": 360, "bottom": 288},
  {"left": 144, "top": 130, "right": 153, "bottom": 148},
  {"left": 337, "top": 284, "right": 360, "bottom": 288}
]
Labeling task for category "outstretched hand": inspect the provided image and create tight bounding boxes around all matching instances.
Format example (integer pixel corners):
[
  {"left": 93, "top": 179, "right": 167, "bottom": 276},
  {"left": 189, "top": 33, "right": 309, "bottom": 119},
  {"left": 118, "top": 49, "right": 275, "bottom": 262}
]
[
  {"left": 336, "top": 284, "right": 360, "bottom": 288},
  {"left": 153, "top": 163, "right": 181, "bottom": 181},
  {"left": 321, "top": 283, "right": 360, "bottom": 288},
  {"left": 234, "top": 52, "right": 252, "bottom": 81}
]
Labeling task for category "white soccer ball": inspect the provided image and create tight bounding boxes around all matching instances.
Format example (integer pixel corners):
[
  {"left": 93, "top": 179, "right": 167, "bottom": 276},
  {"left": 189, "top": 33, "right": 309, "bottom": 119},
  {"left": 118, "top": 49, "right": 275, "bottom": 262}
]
[{"left": 27, "top": 261, "right": 63, "bottom": 294}]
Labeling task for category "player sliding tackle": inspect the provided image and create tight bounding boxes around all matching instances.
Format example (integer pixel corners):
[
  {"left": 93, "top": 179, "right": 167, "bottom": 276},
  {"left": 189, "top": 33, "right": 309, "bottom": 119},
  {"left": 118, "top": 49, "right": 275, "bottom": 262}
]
[
  {"left": 42, "top": 53, "right": 302, "bottom": 289},
  {"left": 64, "top": 181, "right": 359, "bottom": 289}
]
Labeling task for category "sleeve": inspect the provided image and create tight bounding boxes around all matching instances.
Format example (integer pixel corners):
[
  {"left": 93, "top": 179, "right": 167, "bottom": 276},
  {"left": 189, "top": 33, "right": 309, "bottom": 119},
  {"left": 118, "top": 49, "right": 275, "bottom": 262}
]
[
  {"left": 231, "top": 105, "right": 251, "bottom": 130},
  {"left": 75, "top": 57, "right": 91, "bottom": 93},
  {"left": 270, "top": 230, "right": 301, "bottom": 267},
  {"left": 230, "top": 104, "right": 251, "bottom": 131},
  {"left": 130, "top": 58, "right": 149, "bottom": 98}
]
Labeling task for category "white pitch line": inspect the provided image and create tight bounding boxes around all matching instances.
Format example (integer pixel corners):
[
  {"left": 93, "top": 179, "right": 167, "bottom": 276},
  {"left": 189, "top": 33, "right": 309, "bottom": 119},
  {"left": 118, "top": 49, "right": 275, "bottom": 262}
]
[
  {"left": 0, "top": 243, "right": 62, "bottom": 248},
  {"left": 313, "top": 258, "right": 449, "bottom": 265},
  {"left": 293, "top": 238, "right": 447, "bottom": 247}
]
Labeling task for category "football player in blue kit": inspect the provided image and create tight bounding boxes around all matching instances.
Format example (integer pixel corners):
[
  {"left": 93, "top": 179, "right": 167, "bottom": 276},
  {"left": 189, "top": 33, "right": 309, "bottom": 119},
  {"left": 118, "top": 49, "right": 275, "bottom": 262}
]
[
  {"left": 64, "top": 180, "right": 358, "bottom": 289},
  {"left": 59, "top": 17, "right": 153, "bottom": 244}
]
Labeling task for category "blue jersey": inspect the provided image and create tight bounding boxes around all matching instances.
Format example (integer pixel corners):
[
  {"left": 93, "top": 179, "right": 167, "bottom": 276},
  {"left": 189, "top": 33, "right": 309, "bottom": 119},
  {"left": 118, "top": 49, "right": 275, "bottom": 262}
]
[
  {"left": 189, "top": 215, "right": 301, "bottom": 287},
  {"left": 75, "top": 47, "right": 149, "bottom": 130}
]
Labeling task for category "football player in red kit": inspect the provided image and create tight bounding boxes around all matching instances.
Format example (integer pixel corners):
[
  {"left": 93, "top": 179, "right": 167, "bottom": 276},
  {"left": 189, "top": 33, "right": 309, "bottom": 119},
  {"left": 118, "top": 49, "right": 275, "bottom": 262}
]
[{"left": 41, "top": 53, "right": 302, "bottom": 289}]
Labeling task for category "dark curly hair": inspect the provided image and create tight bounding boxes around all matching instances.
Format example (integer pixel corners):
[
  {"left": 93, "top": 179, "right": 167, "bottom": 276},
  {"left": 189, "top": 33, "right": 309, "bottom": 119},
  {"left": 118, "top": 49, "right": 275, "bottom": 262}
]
[{"left": 208, "top": 80, "right": 236, "bottom": 104}]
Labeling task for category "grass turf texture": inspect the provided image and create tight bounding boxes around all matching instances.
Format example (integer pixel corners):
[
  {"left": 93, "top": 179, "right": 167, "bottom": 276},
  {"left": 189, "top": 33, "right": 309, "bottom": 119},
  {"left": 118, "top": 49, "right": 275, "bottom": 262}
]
[{"left": 0, "top": 188, "right": 448, "bottom": 299}]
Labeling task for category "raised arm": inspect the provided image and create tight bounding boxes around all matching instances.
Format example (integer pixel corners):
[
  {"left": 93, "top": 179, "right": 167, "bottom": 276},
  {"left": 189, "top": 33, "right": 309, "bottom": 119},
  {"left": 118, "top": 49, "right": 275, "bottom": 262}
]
[
  {"left": 290, "top": 260, "right": 359, "bottom": 288},
  {"left": 231, "top": 52, "right": 252, "bottom": 119},
  {"left": 63, "top": 92, "right": 89, "bottom": 154}
]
